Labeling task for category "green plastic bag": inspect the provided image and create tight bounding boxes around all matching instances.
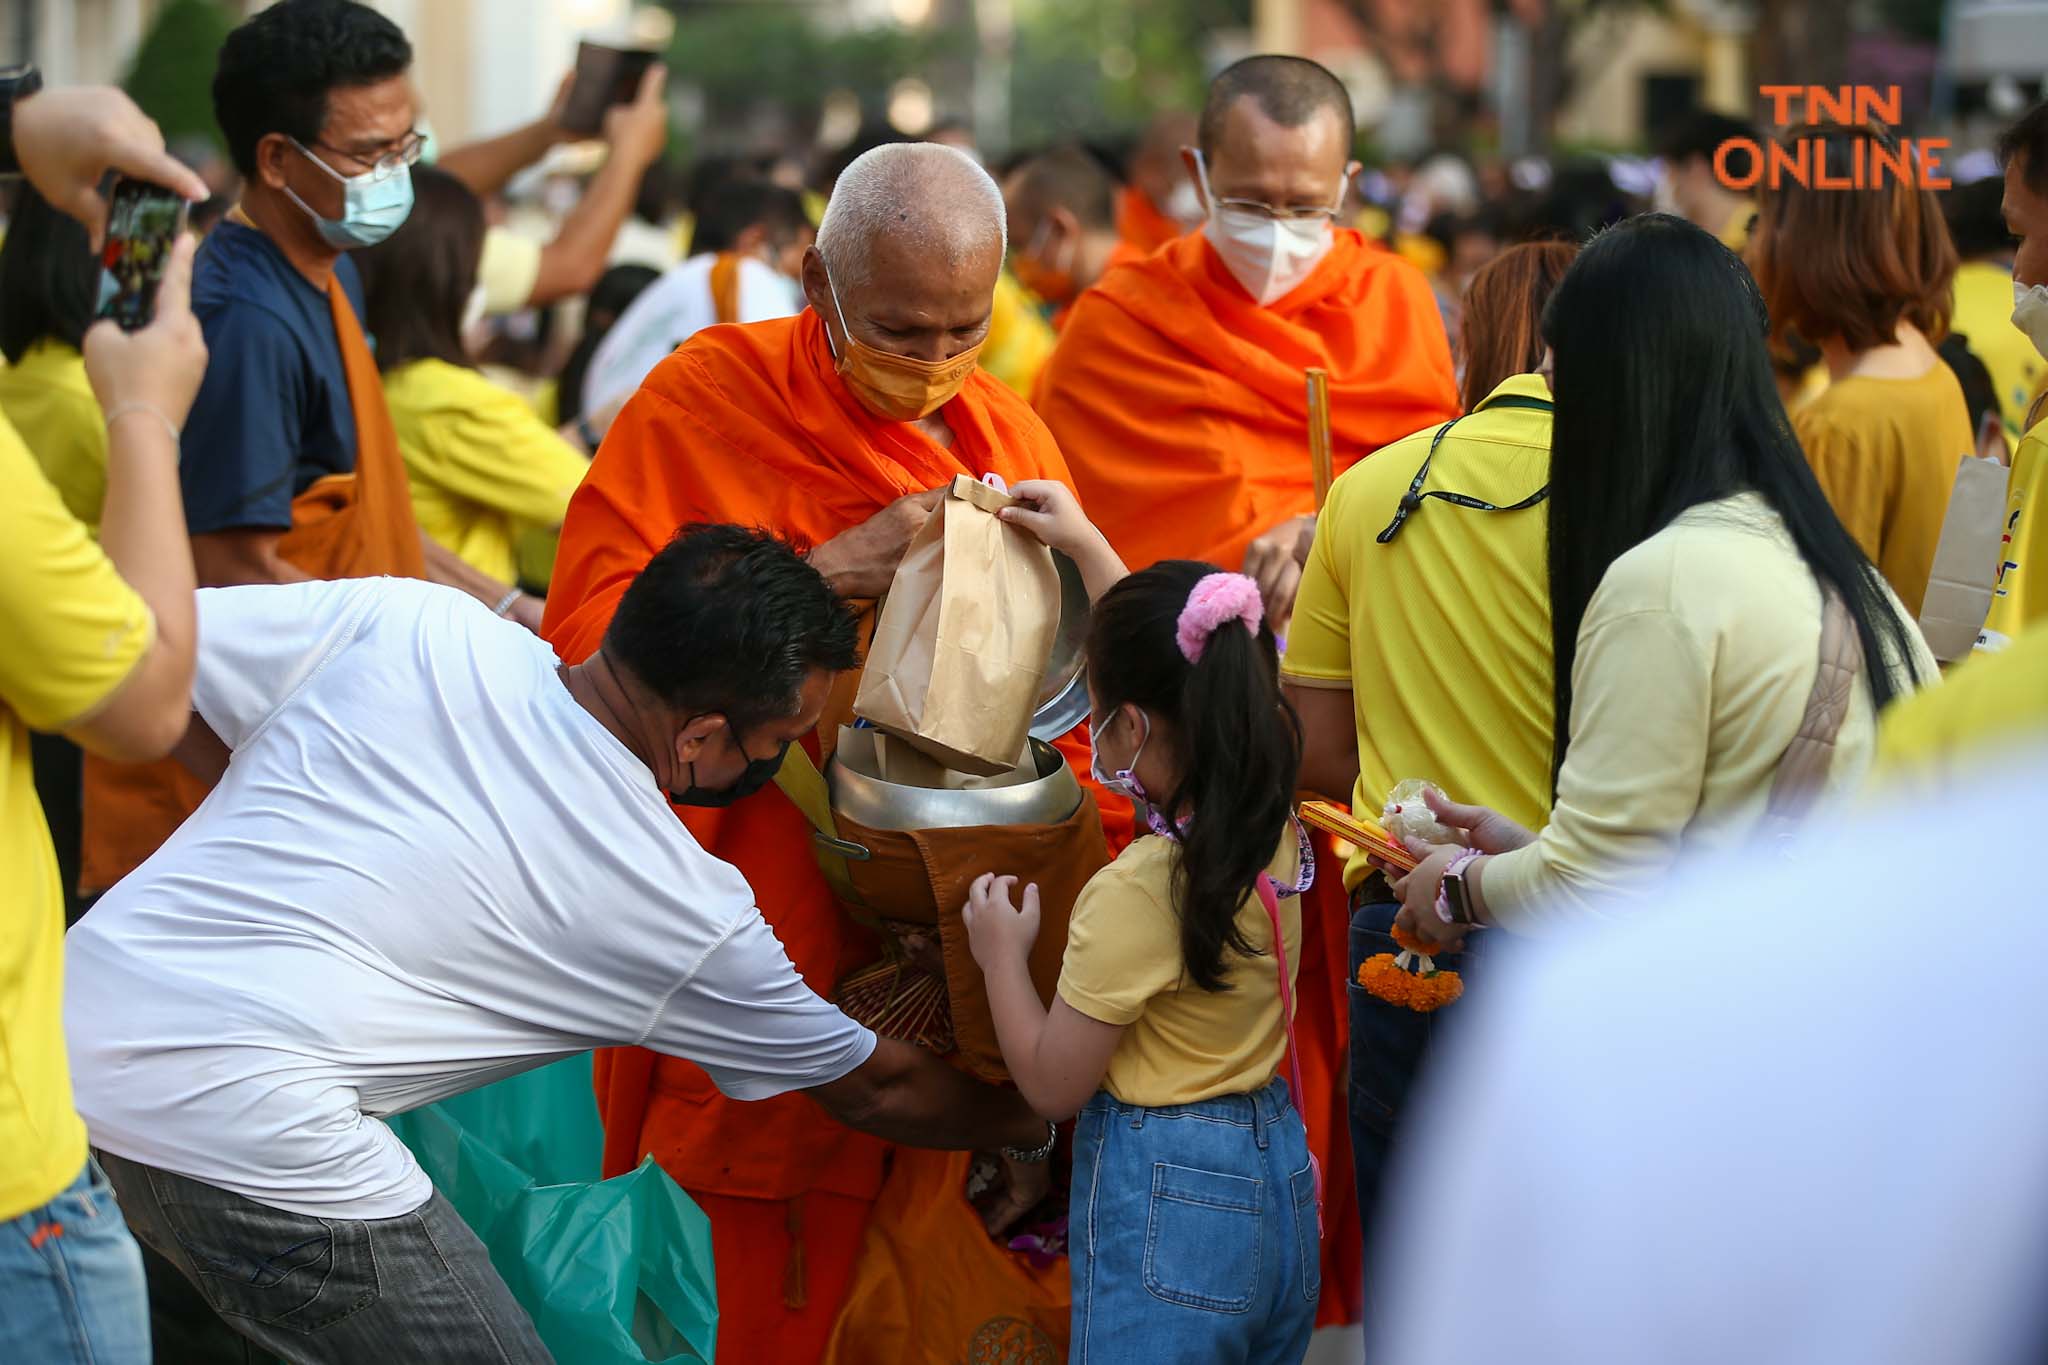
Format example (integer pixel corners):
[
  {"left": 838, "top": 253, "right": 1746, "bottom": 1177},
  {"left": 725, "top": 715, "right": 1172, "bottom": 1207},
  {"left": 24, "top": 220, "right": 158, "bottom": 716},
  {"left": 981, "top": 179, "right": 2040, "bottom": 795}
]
[{"left": 385, "top": 1056, "right": 719, "bottom": 1363}]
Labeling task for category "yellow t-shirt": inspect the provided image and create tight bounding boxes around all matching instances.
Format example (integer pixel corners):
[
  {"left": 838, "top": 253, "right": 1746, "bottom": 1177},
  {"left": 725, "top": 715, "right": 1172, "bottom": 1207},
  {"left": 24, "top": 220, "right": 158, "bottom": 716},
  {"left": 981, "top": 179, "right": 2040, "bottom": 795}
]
[
  {"left": 0, "top": 341, "right": 108, "bottom": 537},
  {"left": 1283, "top": 374, "right": 1555, "bottom": 889},
  {"left": 979, "top": 269, "right": 1057, "bottom": 399},
  {"left": 1793, "top": 363, "right": 1974, "bottom": 619},
  {"left": 1952, "top": 261, "right": 2046, "bottom": 437},
  {"left": 0, "top": 418, "right": 152, "bottom": 1219},
  {"left": 1987, "top": 417, "right": 2047, "bottom": 642},
  {"left": 1056, "top": 828, "right": 1302, "bottom": 1108},
  {"left": 1482, "top": 493, "right": 1936, "bottom": 925},
  {"left": 1873, "top": 622, "right": 2048, "bottom": 794},
  {"left": 383, "top": 358, "right": 590, "bottom": 585},
  {"left": 477, "top": 226, "right": 544, "bottom": 316}
]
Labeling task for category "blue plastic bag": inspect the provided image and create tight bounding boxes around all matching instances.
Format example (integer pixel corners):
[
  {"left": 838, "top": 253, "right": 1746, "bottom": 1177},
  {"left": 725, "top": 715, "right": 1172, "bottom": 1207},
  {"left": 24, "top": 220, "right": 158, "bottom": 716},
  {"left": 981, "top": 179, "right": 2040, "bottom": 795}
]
[{"left": 386, "top": 1056, "right": 718, "bottom": 1362}]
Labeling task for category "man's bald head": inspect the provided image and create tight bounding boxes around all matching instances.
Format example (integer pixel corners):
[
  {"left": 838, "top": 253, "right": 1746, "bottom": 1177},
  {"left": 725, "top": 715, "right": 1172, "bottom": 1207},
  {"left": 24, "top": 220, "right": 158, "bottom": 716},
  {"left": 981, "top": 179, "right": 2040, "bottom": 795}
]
[
  {"left": 1005, "top": 146, "right": 1117, "bottom": 236},
  {"left": 1197, "top": 55, "right": 1355, "bottom": 162},
  {"left": 814, "top": 142, "right": 1007, "bottom": 294}
]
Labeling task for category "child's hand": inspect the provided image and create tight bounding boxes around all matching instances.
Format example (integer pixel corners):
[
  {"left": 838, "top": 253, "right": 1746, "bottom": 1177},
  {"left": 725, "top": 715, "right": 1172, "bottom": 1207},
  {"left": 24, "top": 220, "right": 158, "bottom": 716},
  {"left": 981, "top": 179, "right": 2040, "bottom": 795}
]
[
  {"left": 999, "top": 480, "right": 1097, "bottom": 557},
  {"left": 964, "top": 873, "right": 1041, "bottom": 970}
]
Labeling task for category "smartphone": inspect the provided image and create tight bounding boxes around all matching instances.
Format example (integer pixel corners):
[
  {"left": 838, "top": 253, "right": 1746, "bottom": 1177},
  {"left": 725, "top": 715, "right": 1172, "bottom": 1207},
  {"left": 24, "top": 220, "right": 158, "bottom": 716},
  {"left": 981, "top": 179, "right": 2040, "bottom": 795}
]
[
  {"left": 96, "top": 178, "right": 190, "bottom": 332},
  {"left": 560, "top": 42, "right": 658, "bottom": 137}
]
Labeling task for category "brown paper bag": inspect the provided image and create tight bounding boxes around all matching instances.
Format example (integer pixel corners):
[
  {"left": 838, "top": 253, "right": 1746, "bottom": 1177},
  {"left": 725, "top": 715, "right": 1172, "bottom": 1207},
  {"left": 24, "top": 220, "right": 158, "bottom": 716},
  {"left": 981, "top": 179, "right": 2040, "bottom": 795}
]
[
  {"left": 1918, "top": 454, "right": 2011, "bottom": 662},
  {"left": 853, "top": 474, "right": 1060, "bottom": 775}
]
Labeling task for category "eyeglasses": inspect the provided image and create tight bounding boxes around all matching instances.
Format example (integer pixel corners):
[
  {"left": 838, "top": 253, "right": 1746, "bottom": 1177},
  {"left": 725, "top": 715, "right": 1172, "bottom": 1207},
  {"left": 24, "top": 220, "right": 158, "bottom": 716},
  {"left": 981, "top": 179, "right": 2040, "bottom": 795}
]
[
  {"left": 1209, "top": 196, "right": 1341, "bottom": 224},
  {"left": 296, "top": 130, "right": 426, "bottom": 182}
]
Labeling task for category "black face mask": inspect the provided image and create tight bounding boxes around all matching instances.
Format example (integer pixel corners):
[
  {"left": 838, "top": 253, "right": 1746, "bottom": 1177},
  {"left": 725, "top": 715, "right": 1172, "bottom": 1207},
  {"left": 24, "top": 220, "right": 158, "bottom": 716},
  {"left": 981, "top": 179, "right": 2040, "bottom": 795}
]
[{"left": 672, "top": 737, "right": 793, "bottom": 808}]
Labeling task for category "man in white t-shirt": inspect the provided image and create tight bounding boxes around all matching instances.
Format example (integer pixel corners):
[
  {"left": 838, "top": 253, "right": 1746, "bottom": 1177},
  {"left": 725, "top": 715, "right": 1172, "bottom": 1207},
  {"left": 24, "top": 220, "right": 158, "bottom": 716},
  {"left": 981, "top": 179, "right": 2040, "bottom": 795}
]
[
  {"left": 580, "top": 178, "right": 813, "bottom": 418},
  {"left": 66, "top": 525, "right": 1048, "bottom": 1364}
]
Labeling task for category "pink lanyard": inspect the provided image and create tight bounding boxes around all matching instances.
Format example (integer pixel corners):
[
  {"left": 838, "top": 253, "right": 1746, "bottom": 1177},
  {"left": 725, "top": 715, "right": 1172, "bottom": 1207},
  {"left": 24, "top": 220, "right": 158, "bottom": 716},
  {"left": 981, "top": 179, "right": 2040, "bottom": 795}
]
[{"left": 1254, "top": 872, "right": 1323, "bottom": 1237}]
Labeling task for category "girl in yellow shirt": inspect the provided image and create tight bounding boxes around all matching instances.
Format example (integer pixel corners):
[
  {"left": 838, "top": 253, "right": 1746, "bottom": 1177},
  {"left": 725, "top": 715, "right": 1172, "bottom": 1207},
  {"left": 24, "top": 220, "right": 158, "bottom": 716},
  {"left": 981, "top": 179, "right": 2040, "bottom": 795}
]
[
  {"left": 1749, "top": 122, "right": 1974, "bottom": 617},
  {"left": 965, "top": 490, "right": 1320, "bottom": 1361},
  {"left": 356, "top": 167, "right": 593, "bottom": 588}
]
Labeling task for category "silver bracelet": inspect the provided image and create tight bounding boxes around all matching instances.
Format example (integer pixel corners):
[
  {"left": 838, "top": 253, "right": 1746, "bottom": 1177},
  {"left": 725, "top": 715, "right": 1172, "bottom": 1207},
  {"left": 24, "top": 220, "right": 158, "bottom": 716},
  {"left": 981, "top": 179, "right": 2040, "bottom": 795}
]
[
  {"left": 1000, "top": 1121, "right": 1057, "bottom": 1163},
  {"left": 491, "top": 589, "right": 524, "bottom": 617},
  {"left": 104, "top": 401, "right": 183, "bottom": 452}
]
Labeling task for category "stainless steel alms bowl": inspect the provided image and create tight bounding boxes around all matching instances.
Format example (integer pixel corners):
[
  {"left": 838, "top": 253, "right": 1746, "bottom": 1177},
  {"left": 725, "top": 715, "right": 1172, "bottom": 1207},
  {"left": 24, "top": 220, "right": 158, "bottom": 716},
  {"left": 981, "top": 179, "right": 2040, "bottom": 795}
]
[
  {"left": 1031, "top": 550, "right": 1091, "bottom": 741},
  {"left": 827, "top": 737, "right": 1082, "bottom": 832}
]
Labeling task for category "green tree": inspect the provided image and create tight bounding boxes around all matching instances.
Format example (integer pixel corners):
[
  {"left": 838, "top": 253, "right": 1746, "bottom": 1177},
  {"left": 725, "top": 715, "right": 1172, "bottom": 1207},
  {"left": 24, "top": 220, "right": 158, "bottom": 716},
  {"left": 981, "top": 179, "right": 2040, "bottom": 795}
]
[
  {"left": 122, "top": 0, "right": 236, "bottom": 155},
  {"left": 1007, "top": 0, "right": 1249, "bottom": 148}
]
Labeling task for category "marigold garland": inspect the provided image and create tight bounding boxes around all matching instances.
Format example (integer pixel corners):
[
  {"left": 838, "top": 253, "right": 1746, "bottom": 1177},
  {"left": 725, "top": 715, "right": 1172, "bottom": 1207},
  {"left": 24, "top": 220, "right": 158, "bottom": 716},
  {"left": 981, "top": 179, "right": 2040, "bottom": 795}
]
[{"left": 1356, "top": 922, "right": 1464, "bottom": 1013}]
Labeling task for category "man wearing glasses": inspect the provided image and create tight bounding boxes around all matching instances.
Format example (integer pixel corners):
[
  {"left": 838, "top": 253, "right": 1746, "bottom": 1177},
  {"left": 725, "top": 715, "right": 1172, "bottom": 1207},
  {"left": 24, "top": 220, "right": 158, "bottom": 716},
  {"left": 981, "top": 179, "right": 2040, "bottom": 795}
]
[
  {"left": 76, "top": 1, "right": 531, "bottom": 921},
  {"left": 1034, "top": 55, "right": 1460, "bottom": 626}
]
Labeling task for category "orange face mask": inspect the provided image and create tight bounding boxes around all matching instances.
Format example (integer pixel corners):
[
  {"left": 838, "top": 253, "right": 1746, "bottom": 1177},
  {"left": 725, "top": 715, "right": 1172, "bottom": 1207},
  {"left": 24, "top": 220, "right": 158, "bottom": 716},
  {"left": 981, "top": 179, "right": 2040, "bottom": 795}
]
[
  {"left": 1012, "top": 220, "right": 1078, "bottom": 306},
  {"left": 824, "top": 269, "right": 984, "bottom": 422}
]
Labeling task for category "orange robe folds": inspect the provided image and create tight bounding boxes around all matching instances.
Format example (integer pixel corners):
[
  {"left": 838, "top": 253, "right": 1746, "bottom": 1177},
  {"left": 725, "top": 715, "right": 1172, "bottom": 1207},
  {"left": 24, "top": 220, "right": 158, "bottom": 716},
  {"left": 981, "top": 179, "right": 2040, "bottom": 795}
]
[
  {"left": 79, "top": 275, "right": 424, "bottom": 894},
  {"left": 541, "top": 308, "right": 1092, "bottom": 1362},
  {"left": 1114, "top": 184, "right": 1184, "bottom": 259},
  {"left": 1036, "top": 228, "right": 1460, "bottom": 574}
]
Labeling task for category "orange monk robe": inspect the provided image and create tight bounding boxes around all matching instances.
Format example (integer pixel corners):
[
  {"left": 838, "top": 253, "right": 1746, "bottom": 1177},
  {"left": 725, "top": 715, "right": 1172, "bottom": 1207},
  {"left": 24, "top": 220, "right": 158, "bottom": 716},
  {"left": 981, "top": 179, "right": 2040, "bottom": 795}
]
[
  {"left": 542, "top": 307, "right": 1117, "bottom": 1360},
  {"left": 1114, "top": 183, "right": 1183, "bottom": 258},
  {"left": 1035, "top": 228, "right": 1460, "bottom": 574}
]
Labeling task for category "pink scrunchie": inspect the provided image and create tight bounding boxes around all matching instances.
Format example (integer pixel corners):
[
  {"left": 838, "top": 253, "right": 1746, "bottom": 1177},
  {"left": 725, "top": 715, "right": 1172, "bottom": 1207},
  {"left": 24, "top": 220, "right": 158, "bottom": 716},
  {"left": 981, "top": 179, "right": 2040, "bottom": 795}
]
[{"left": 1176, "top": 572, "right": 1265, "bottom": 662}]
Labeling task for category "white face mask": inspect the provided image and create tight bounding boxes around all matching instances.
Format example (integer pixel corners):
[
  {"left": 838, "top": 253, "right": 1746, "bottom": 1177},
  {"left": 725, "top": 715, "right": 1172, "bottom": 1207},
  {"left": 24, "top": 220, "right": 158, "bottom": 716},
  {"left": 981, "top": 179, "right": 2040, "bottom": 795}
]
[
  {"left": 1193, "top": 149, "right": 1339, "bottom": 307},
  {"left": 2013, "top": 277, "right": 2048, "bottom": 360},
  {"left": 1161, "top": 178, "right": 1204, "bottom": 229}
]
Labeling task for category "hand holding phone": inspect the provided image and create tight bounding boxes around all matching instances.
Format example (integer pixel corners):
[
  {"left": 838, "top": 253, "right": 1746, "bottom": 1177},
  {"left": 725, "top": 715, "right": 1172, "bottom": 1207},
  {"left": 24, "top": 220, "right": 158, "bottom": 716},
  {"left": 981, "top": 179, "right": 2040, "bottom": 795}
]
[
  {"left": 95, "top": 176, "right": 191, "bottom": 332},
  {"left": 560, "top": 42, "right": 660, "bottom": 138},
  {"left": 84, "top": 229, "right": 207, "bottom": 433}
]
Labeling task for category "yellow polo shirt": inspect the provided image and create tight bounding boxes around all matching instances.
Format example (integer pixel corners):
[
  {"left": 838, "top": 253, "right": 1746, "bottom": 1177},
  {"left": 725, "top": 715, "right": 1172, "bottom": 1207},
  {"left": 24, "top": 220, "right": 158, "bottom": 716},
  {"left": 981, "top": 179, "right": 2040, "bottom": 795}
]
[
  {"left": 1988, "top": 417, "right": 2047, "bottom": 642},
  {"left": 1951, "top": 261, "right": 2045, "bottom": 437},
  {"left": 0, "top": 417, "right": 152, "bottom": 1219},
  {"left": 1874, "top": 622, "right": 2048, "bottom": 793},
  {"left": 383, "top": 359, "right": 590, "bottom": 585},
  {"left": 1283, "top": 374, "right": 1555, "bottom": 890},
  {"left": 0, "top": 340, "right": 108, "bottom": 537}
]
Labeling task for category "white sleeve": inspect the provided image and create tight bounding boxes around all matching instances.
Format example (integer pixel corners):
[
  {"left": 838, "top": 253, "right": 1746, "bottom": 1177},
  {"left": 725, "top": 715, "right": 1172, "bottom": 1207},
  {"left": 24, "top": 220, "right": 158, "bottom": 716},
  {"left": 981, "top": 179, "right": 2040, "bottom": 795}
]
[
  {"left": 735, "top": 257, "right": 802, "bottom": 324},
  {"left": 646, "top": 910, "right": 877, "bottom": 1100},
  {"left": 193, "top": 579, "right": 383, "bottom": 748}
]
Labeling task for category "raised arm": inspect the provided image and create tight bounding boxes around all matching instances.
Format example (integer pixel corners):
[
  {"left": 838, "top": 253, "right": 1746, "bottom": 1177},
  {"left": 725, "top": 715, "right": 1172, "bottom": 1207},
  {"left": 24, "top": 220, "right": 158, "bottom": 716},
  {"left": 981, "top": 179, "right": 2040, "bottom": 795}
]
[
  {"left": 525, "top": 66, "right": 670, "bottom": 307},
  {"left": 999, "top": 479, "right": 1128, "bottom": 602}
]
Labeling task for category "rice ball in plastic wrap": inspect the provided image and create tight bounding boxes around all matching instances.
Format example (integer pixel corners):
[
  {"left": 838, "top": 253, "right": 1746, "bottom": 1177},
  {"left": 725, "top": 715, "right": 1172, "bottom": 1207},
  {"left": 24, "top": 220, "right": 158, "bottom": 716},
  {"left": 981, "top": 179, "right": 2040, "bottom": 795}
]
[{"left": 1383, "top": 778, "right": 1458, "bottom": 846}]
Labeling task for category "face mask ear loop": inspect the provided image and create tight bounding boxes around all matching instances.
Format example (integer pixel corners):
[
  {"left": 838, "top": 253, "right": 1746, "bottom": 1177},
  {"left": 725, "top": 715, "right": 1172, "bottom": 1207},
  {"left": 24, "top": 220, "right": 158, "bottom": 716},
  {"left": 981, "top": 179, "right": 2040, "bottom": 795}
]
[{"left": 821, "top": 261, "right": 848, "bottom": 363}]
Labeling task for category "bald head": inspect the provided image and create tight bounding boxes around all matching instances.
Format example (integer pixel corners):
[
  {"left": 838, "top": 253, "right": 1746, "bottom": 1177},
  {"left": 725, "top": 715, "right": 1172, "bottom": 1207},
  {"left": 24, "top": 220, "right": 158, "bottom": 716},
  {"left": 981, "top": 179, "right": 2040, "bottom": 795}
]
[
  {"left": 803, "top": 142, "right": 1006, "bottom": 372},
  {"left": 1189, "top": 55, "right": 1356, "bottom": 219},
  {"left": 814, "top": 142, "right": 1007, "bottom": 294},
  {"left": 1198, "top": 55, "right": 1355, "bottom": 161},
  {"left": 1005, "top": 146, "right": 1117, "bottom": 235}
]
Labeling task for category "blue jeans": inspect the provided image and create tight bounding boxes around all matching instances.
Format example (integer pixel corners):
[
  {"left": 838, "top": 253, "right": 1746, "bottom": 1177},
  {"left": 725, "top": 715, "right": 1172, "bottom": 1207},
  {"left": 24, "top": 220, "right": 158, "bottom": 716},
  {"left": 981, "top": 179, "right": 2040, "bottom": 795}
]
[
  {"left": 1070, "top": 1078, "right": 1319, "bottom": 1364},
  {"left": 0, "top": 1159, "right": 150, "bottom": 1363},
  {"left": 1348, "top": 892, "right": 1486, "bottom": 1324}
]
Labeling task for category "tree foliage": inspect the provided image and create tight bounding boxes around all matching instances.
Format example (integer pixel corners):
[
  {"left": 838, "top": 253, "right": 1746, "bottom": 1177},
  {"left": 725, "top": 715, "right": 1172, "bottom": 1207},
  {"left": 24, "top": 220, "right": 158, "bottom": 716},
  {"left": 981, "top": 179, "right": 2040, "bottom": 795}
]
[{"left": 122, "top": 0, "right": 235, "bottom": 154}]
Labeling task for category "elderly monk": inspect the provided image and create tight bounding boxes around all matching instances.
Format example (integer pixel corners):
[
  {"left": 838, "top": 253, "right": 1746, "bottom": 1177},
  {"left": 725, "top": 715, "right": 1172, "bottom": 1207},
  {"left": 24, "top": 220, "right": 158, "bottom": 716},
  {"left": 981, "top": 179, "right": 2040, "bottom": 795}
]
[
  {"left": 1005, "top": 146, "right": 1123, "bottom": 324},
  {"left": 1117, "top": 109, "right": 1203, "bottom": 258},
  {"left": 1037, "top": 55, "right": 1459, "bottom": 622},
  {"left": 543, "top": 143, "right": 1094, "bottom": 1363}
]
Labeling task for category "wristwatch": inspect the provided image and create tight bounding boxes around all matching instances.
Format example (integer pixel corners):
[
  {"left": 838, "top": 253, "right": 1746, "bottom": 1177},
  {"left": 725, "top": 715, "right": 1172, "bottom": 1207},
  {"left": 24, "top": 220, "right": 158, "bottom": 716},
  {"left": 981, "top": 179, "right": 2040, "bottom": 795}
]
[
  {"left": 0, "top": 65, "right": 44, "bottom": 177},
  {"left": 1441, "top": 857, "right": 1481, "bottom": 926},
  {"left": 1001, "top": 1121, "right": 1057, "bottom": 1164}
]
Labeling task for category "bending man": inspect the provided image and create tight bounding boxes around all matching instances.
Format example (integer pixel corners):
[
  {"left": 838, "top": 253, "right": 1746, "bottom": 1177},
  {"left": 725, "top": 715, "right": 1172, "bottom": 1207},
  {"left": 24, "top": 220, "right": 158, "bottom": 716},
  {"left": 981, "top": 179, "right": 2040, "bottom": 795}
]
[{"left": 65, "top": 525, "right": 1045, "bottom": 1364}]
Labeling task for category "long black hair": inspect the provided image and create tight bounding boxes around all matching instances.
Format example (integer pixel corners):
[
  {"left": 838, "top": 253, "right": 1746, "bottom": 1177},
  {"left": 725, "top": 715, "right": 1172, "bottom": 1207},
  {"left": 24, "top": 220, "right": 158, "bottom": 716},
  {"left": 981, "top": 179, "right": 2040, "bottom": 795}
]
[
  {"left": 555, "top": 263, "right": 659, "bottom": 424},
  {"left": 355, "top": 164, "right": 484, "bottom": 373},
  {"left": 1085, "top": 561, "right": 1303, "bottom": 993},
  {"left": 0, "top": 184, "right": 95, "bottom": 364},
  {"left": 1540, "top": 213, "right": 1924, "bottom": 787}
]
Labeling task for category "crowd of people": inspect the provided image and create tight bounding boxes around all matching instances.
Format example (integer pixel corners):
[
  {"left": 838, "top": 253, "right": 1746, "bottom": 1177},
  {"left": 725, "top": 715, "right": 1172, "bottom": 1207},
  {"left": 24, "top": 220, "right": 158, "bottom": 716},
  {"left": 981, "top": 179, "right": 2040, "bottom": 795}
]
[{"left": 5, "top": 0, "right": 2048, "bottom": 1361}]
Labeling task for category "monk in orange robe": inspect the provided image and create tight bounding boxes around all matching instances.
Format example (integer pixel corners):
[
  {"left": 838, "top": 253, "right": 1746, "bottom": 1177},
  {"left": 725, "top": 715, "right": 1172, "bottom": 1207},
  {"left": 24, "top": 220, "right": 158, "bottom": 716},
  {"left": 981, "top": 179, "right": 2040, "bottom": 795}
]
[
  {"left": 1115, "top": 109, "right": 1202, "bottom": 263},
  {"left": 1003, "top": 146, "right": 1125, "bottom": 328},
  {"left": 1038, "top": 57, "right": 1459, "bottom": 623},
  {"left": 1035, "top": 56, "right": 1462, "bottom": 1328},
  {"left": 544, "top": 143, "right": 1109, "bottom": 1364}
]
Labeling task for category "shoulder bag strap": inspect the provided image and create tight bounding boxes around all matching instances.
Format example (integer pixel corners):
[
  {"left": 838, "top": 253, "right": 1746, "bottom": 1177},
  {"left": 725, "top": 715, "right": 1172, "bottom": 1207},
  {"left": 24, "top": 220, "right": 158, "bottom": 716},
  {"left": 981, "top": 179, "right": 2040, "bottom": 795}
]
[
  {"left": 1255, "top": 874, "right": 1323, "bottom": 1237},
  {"left": 1760, "top": 591, "right": 1864, "bottom": 839}
]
